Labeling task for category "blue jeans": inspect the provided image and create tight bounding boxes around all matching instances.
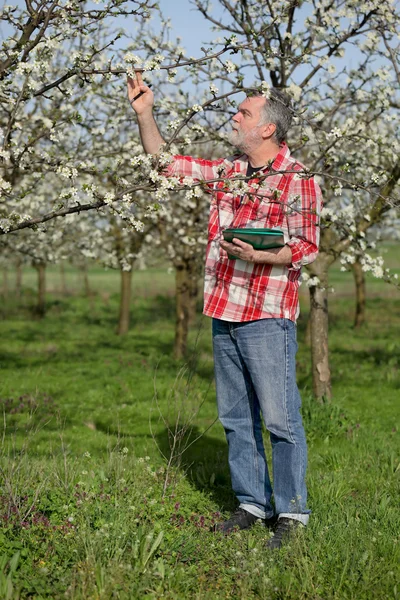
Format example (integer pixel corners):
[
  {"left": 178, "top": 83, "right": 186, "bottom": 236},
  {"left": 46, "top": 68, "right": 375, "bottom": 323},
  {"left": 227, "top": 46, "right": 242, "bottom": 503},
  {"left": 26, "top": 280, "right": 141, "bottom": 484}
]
[{"left": 212, "top": 318, "right": 310, "bottom": 524}]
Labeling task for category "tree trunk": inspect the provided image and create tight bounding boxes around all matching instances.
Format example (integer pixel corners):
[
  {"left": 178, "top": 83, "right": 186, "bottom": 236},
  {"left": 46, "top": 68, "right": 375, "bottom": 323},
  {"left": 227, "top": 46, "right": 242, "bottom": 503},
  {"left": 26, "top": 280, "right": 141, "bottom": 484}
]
[
  {"left": 60, "top": 263, "right": 67, "bottom": 296},
  {"left": 15, "top": 261, "right": 22, "bottom": 299},
  {"left": 35, "top": 263, "right": 46, "bottom": 318},
  {"left": 308, "top": 255, "right": 332, "bottom": 401},
  {"left": 174, "top": 264, "right": 191, "bottom": 359},
  {"left": 188, "top": 269, "right": 199, "bottom": 326},
  {"left": 81, "top": 264, "right": 91, "bottom": 297},
  {"left": 304, "top": 313, "right": 311, "bottom": 347},
  {"left": 352, "top": 258, "right": 366, "bottom": 328},
  {"left": 117, "top": 269, "right": 133, "bottom": 335},
  {"left": 309, "top": 284, "right": 331, "bottom": 401},
  {"left": 2, "top": 268, "right": 8, "bottom": 301}
]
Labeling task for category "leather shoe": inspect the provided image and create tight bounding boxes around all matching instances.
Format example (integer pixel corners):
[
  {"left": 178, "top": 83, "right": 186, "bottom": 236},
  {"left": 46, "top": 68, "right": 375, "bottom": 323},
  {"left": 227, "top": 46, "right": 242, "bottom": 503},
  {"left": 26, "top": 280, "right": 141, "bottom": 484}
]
[
  {"left": 212, "top": 508, "right": 261, "bottom": 534},
  {"left": 266, "top": 517, "right": 304, "bottom": 550}
]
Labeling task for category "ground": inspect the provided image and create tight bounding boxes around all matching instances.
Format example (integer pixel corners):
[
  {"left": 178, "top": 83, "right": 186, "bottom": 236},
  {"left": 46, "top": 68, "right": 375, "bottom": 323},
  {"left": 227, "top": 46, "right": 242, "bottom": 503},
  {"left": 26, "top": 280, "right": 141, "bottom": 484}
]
[{"left": 0, "top": 245, "right": 399, "bottom": 599}]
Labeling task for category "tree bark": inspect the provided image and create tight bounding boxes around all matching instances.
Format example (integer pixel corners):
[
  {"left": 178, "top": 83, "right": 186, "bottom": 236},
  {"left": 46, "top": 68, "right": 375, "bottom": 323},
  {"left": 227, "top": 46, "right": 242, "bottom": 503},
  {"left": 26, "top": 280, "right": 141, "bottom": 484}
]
[
  {"left": 174, "top": 264, "right": 191, "bottom": 359},
  {"left": 304, "top": 313, "right": 311, "bottom": 347},
  {"left": 352, "top": 258, "right": 366, "bottom": 328},
  {"left": 307, "top": 254, "right": 333, "bottom": 401},
  {"left": 117, "top": 269, "right": 133, "bottom": 335},
  {"left": 188, "top": 268, "right": 199, "bottom": 326},
  {"left": 15, "top": 261, "right": 22, "bottom": 299},
  {"left": 2, "top": 268, "right": 8, "bottom": 300},
  {"left": 34, "top": 262, "right": 46, "bottom": 317},
  {"left": 60, "top": 263, "right": 67, "bottom": 296},
  {"left": 81, "top": 264, "right": 91, "bottom": 297}
]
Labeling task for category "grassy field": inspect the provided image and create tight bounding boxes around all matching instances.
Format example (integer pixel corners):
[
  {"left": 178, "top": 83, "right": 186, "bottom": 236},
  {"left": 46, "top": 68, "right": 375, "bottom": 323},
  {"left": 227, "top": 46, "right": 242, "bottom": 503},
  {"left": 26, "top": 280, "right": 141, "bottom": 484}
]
[{"left": 0, "top": 252, "right": 399, "bottom": 599}]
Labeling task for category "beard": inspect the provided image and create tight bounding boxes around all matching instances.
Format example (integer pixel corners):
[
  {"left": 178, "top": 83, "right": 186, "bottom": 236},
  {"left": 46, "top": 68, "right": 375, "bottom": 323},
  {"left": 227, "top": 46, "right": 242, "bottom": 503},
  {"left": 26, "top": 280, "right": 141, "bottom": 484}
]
[{"left": 228, "top": 126, "right": 263, "bottom": 153}]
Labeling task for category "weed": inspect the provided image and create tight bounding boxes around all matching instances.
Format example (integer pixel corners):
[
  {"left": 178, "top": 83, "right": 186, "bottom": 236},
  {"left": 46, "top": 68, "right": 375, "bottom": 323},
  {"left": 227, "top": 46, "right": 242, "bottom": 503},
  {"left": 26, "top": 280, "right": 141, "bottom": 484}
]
[{"left": 0, "top": 267, "right": 399, "bottom": 598}]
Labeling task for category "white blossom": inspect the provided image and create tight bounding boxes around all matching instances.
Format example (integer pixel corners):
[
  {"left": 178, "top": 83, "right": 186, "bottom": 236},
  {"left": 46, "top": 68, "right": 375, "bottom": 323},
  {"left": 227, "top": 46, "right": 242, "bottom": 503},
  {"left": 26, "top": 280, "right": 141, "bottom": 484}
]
[{"left": 224, "top": 60, "right": 237, "bottom": 73}]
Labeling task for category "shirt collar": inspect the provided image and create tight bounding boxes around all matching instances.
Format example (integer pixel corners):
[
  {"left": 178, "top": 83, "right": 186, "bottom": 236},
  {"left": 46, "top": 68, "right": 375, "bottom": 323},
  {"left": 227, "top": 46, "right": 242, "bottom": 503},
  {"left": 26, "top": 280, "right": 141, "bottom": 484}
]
[{"left": 233, "top": 142, "right": 291, "bottom": 174}]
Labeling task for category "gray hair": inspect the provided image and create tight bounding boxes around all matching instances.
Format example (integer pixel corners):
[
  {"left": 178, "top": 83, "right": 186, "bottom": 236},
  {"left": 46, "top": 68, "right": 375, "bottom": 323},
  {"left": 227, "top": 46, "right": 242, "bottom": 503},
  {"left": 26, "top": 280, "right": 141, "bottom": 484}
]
[{"left": 257, "top": 88, "right": 293, "bottom": 144}]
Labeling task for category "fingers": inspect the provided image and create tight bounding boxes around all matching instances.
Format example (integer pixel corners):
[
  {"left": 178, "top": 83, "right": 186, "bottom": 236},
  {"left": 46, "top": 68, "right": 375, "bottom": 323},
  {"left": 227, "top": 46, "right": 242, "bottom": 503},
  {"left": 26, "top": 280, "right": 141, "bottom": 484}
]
[
  {"left": 220, "top": 238, "right": 254, "bottom": 260},
  {"left": 127, "top": 70, "right": 151, "bottom": 107},
  {"left": 232, "top": 238, "right": 249, "bottom": 248},
  {"left": 135, "top": 70, "right": 144, "bottom": 85},
  {"left": 220, "top": 240, "right": 238, "bottom": 252},
  {"left": 127, "top": 70, "right": 144, "bottom": 91}
]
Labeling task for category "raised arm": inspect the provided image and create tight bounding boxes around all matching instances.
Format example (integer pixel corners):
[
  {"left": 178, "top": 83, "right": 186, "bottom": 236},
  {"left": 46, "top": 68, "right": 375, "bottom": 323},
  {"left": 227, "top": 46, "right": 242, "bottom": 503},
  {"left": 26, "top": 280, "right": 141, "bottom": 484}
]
[{"left": 128, "top": 71, "right": 165, "bottom": 155}]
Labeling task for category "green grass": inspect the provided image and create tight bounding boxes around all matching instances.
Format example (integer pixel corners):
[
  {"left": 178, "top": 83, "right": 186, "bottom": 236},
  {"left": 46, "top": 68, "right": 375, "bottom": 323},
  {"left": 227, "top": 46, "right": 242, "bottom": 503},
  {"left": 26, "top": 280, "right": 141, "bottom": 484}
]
[{"left": 0, "top": 261, "right": 399, "bottom": 599}]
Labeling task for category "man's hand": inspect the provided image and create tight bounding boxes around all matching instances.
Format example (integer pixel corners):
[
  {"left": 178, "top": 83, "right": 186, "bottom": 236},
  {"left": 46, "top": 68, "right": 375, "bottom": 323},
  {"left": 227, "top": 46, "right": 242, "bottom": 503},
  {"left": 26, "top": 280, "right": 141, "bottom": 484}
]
[
  {"left": 220, "top": 238, "right": 257, "bottom": 261},
  {"left": 220, "top": 237, "right": 293, "bottom": 265},
  {"left": 127, "top": 71, "right": 154, "bottom": 115},
  {"left": 127, "top": 70, "right": 164, "bottom": 154}
]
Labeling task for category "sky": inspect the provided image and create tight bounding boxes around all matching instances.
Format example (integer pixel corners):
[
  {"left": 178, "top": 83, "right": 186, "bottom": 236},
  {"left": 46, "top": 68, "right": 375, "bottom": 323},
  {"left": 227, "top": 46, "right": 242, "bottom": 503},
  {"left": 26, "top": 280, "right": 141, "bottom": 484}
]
[
  {"left": 155, "top": 0, "right": 221, "bottom": 55},
  {"left": 3, "top": 0, "right": 391, "bottom": 94},
  {"left": 2, "top": 0, "right": 217, "bottom": 54}
]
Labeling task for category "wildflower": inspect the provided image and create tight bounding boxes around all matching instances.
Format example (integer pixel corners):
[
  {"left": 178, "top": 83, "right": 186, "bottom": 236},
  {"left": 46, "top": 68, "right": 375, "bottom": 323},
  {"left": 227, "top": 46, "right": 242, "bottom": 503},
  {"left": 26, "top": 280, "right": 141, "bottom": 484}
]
[{"left": 83, "top": 451, "right": 91, "bottom": 458}]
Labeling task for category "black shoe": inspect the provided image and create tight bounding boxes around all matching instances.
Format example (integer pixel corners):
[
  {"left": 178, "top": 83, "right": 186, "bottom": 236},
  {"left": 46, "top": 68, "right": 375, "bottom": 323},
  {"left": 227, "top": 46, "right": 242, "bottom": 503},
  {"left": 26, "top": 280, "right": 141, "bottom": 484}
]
[
  {"left": 266, "top": 517, "right": 303, "bottom": 550},
  {"left": 264, "top": 514, "right": 278, "bottom": 529},
  {"left": 212, "top": 508, "right": 260, "bottom": 534}
]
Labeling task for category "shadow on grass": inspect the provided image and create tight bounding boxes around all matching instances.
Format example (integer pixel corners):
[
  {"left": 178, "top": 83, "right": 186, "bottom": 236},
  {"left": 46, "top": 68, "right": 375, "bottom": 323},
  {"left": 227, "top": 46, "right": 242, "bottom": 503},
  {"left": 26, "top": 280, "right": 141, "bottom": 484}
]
[
  {"left": 74, "top": 295, "right": 176, "bottom": 328},
  {"left": 0, "top": 393, "right": 74, "bottom": 437},
  {"left": 155, "top": 425, "right": 236, "bottom": 512}
]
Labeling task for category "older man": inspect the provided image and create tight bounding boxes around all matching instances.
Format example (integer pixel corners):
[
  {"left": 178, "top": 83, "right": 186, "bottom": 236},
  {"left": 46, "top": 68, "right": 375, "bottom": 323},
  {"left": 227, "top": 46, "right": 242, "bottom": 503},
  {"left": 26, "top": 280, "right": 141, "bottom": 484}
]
[{"left": 128, "top": 72, "right": 321, "bottom": 549}]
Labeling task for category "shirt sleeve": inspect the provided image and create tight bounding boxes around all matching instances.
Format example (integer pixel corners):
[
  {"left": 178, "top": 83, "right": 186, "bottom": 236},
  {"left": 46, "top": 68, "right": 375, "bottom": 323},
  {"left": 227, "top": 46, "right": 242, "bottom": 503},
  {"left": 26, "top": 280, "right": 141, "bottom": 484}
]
[
  {"left": 163, "top": 155, "right": 226, "bottom": 185},
  {"left": 285, "top": 174, "right": 322, "bottom": 270}
]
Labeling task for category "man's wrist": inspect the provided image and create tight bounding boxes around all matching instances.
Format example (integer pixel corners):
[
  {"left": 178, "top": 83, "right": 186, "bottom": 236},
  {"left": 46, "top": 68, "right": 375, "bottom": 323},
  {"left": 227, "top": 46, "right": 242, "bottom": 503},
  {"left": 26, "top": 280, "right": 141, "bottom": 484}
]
[
  {"left": 136, "top": 109, "right": 155, "bottom": 121},
  {"left": 252, "top": 246, "right": 292, "bottom": 266}
]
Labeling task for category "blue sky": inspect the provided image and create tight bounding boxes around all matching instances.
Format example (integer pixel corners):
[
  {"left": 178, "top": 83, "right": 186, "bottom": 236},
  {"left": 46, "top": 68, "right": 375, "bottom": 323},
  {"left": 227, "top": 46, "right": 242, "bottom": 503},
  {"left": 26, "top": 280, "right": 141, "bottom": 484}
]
[{"left": 156, "top": 0, "right": 219, "bottom": 55}]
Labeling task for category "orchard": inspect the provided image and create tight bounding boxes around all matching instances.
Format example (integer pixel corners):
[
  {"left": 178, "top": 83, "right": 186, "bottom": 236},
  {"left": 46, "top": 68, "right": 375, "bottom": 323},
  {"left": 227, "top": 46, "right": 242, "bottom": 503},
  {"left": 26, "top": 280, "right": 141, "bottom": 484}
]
[{"left": 0, "top": 1, "right": 399, "bottom": 598}]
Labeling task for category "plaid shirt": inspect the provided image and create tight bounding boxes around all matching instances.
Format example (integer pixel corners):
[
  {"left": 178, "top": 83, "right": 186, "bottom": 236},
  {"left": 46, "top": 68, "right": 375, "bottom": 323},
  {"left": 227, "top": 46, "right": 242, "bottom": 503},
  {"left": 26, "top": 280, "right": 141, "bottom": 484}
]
[{"left": 165, "top": 143, "right": 322, "bottom": 322}]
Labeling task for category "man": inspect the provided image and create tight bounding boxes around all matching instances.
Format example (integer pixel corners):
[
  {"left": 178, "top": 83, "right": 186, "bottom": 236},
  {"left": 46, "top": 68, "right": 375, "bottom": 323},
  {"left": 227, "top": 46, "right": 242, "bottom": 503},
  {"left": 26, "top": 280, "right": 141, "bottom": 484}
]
[{"left": 128, "top": 72, "right": 321, "bottom": 549}]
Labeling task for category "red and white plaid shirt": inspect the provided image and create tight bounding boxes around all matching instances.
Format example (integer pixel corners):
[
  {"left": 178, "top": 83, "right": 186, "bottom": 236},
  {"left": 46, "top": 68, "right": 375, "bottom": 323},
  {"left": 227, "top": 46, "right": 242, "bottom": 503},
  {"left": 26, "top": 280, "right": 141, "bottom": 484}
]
[{"left": 165, "top": 143, "right": 322, "bottom": 322}]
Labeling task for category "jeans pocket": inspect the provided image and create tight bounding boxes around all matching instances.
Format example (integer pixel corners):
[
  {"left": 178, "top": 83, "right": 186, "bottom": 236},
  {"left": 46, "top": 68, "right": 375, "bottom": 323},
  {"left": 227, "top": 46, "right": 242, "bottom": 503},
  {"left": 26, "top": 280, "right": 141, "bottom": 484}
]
[{"left": 283, "top": 318, "right": 296, "bottom": 330}]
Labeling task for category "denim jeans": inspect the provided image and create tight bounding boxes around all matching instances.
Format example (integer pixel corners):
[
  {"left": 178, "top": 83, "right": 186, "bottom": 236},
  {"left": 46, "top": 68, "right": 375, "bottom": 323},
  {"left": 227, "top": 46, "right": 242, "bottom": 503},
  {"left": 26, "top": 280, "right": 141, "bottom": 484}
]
[{"left": 212, "top": 317, "right": 310, "bottom": 525}]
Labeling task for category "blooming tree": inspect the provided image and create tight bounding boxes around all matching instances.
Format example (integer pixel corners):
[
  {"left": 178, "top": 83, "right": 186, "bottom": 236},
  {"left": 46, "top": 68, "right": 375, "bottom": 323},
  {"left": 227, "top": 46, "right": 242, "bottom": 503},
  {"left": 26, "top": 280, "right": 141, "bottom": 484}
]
[
  {"left": 0, "top": 0, "right": 155, "bottom": 235},
  {"left": 0, "top": 0, "right": 399, "bottom": 399},
  {"left": 146, "top": 188, "right": 210, "bottom": 358},
  {"left": 126, "top": 0, "right": 400, "bottom": 398},
  {"left": 0, "top": 212, "right": 86, "bottom": 315}
]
